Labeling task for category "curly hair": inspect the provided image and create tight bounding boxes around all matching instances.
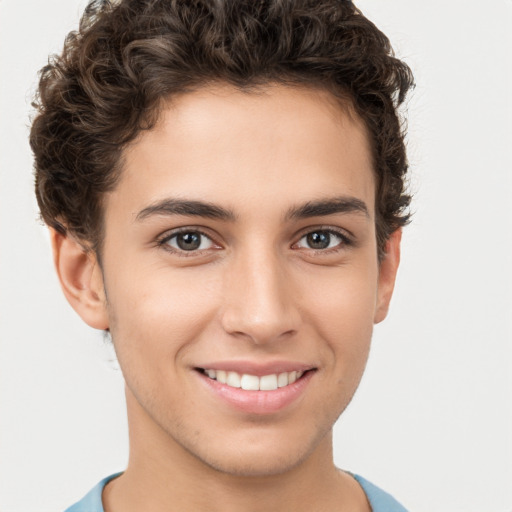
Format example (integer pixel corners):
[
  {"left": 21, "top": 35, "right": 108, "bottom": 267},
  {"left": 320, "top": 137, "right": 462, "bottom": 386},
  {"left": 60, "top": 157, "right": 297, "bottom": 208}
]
[{"left": 30, "top": 0, "right": 414, "bottom": 257}]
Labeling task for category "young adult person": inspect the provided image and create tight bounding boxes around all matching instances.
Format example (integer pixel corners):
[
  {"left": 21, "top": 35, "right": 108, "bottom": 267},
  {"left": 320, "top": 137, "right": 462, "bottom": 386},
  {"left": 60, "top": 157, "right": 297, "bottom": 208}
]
[{"left": 30, "top": 0, "right": 414, "bottom": 510}]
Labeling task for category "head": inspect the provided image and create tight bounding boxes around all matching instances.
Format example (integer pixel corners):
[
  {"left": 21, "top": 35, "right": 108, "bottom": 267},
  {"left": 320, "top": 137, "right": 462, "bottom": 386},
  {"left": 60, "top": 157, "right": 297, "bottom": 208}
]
[
  {"left": 31, "top": 0, "right": 412, "bottom": 259},
  {"left": 30, "top": 0, "right": 413, "bottom": 478}
]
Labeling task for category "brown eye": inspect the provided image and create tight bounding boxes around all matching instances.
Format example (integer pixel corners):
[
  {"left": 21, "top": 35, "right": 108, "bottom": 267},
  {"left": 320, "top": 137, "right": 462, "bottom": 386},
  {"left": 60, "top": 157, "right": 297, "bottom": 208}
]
[
  {"left": 307, "top": 231, "right": 330, "bottom": 249},
  {"left": 166, "top": 231, "right": 213, "bottom": 252},
  {"left": 296, "top": 230, "right": 344, "bottom": 250}
]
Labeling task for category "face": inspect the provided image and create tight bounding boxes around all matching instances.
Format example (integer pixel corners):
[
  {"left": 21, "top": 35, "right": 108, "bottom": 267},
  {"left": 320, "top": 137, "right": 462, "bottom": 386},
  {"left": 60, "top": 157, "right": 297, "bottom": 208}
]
[{"left": 64, "top": 84, "right": 399, "bottom": 477}]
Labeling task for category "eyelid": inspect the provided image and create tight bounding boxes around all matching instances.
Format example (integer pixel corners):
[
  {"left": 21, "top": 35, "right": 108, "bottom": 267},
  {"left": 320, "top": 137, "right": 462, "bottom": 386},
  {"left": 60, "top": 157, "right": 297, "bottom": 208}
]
[
  {"left": 156, "top": 226, "right": 223, "bottom": 255},
  {"left": 154, "top": 224, "right": 354, "bottom": 256},
  {"left": 292, "top": 226, "right": 354, "bottom": 251}
]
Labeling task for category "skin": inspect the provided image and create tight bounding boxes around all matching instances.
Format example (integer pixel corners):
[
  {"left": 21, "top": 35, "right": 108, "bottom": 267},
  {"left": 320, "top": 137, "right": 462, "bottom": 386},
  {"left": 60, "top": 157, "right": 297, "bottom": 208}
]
[{"left": 51, "top": 83, "right": 401, "bottom": 512}]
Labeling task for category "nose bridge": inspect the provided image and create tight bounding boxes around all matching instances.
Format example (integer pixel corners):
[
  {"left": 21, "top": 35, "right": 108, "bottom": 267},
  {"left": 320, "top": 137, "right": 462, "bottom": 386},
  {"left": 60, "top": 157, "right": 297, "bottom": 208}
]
[{"left": 221, "top": 241, "right": 299, "bottom": 343}]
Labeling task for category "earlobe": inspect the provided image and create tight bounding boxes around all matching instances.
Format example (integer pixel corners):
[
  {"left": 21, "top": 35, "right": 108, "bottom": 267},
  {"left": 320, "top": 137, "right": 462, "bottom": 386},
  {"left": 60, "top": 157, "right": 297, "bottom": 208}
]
[
  {"left": 374, "top": 229, "right": 402, "bottom": 324},
  {"left": 50, "top": 228, "right": 109, "bottom": 330}
]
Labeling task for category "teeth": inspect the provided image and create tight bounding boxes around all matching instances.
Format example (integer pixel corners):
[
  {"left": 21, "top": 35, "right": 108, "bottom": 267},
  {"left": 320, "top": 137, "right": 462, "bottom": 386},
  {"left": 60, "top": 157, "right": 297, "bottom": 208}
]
[
  {"left": 226, "top": 371, "right": 241, "bottom": 388},
  {"left": 277, "top": 372, "right": 289, "bottom": 388},
  {"left": 241, "top": 374, "right": 260, "bottom": 391},
  {"left": 203, "top": 369, "right": 306, "bottom": 390},
  {"left": 260, "top": 374, "right": 278, "bottom": 391}
]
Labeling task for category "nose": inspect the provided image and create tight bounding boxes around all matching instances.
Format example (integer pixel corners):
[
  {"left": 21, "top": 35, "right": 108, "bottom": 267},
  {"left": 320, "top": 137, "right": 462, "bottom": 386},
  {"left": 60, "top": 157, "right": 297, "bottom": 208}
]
[{"left": 220, "top": 246, "right": 301, "bottom": 345}]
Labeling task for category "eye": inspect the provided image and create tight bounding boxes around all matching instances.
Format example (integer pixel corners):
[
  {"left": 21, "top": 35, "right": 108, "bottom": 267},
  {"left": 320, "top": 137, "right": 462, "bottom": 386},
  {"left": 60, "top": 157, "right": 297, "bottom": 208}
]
[
  {"left": 164, "top": 231, "right": 215, "bottom": 252},
  {"left": 295, "top": 230, "right": 347, "bottom": 251}
]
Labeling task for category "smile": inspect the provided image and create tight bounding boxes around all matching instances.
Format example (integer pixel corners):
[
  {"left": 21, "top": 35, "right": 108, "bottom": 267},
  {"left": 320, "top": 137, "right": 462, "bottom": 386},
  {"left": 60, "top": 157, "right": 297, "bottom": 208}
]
[
  {"left": 200, "top": 368, "right": 305, "bottom": 391},
  {"left": 196, "top": 363, "right": 316, "bottom": 414}
]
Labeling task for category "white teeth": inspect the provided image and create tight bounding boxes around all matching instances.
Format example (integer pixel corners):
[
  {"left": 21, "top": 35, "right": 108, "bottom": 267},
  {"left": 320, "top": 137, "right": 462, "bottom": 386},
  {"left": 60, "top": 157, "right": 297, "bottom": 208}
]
[
  {"left": 259, "top": 374, "right": 278, "bottom": 391},
  {"left": 226, "top": 371, "right": 241, "bottom": 388},
  {"left": 241, "top": 374, "right": 260, "bottom": 391},
  {"left": 277, "top": 372, "right": 289, "bottom": 388},
  {"left": 203, "top": 369, "right": 306, "bottom": 390}
]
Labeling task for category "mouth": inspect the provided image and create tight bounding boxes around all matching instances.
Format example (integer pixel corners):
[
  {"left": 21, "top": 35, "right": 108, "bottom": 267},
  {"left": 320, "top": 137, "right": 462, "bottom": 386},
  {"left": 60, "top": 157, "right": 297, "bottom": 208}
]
[
  {"left": 196, "top": 368, "right": 311, "bottom": 391},
  {"left": 194, "top": 362, "right": 317, "bottom": 414}
]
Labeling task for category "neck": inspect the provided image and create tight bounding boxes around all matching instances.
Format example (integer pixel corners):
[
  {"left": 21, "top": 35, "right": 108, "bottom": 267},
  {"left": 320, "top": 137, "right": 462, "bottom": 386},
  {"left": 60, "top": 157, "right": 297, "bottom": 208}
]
[{"left": 102, "top": 388, "right": 369, "bottom": 512}]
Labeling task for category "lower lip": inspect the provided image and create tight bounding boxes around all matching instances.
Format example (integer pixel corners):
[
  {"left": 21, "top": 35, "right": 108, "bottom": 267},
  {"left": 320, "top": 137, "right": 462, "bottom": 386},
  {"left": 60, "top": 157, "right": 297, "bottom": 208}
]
[{"left": 198, "top": 371, "right": 314, "bottom": 415}]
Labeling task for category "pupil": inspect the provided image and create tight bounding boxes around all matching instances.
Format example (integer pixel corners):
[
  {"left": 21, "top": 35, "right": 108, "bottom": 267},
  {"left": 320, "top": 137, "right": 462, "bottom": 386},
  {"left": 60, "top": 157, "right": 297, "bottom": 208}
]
[
  {"left": 177, "top": 232, "right": 201, "bottom": 251},
  {"left": 307, "top": 231, "right": 330, "bottom": 249}
]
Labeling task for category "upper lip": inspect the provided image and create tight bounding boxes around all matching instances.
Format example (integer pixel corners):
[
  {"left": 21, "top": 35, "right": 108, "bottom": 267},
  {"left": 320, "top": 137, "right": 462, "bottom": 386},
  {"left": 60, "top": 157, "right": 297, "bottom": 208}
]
[{"left": 194, "top": 360, "right": 316, "bottom": 376}]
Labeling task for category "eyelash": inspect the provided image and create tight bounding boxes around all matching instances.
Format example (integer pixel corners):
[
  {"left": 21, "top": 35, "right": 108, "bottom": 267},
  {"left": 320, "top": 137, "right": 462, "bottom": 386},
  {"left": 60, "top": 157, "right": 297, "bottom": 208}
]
[
  {"left": 293, "top": 228, "right": 354, "bottom": 254},
  {"left": 156, "top": 228, "right": 220, "bottom": 257},
  {"left": 156, "top": 226, "right": 353, "bottom": 257}
]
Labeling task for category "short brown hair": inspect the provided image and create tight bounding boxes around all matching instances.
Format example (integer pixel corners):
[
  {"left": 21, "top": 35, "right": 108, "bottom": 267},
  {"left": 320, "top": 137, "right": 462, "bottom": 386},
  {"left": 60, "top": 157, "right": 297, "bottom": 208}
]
[{"left": 30, "top": 0, "right": 414, "bottom": 256}]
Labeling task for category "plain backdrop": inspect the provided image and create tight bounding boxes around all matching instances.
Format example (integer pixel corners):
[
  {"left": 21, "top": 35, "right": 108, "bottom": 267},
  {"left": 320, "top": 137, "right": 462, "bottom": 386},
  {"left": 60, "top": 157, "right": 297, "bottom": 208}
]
[{"left": 0, "top": 1, "right": 511, "bottom": 511}]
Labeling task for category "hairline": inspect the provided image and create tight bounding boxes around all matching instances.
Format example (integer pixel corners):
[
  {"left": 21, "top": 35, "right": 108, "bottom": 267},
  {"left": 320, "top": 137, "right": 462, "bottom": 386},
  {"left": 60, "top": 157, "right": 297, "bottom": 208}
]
[{"left": 80, "top": 79, "right": 380, "bottom": 261}]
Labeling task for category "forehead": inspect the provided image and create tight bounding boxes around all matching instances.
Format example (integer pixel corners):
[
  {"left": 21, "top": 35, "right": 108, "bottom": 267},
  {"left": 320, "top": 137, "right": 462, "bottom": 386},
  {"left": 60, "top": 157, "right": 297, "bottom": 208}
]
[{"left": 111, "top": 83, "right": 375, "bottom": 220}]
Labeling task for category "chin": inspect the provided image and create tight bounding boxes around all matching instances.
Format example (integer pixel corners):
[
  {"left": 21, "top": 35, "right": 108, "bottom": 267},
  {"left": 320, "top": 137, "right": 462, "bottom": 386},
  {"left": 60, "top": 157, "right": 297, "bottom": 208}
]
[
  {"left": 196, "top": 446, "right": 310, "bottom": 478},
  {"left": 178, "top": 421, "right": 333, "bottom": 479}
]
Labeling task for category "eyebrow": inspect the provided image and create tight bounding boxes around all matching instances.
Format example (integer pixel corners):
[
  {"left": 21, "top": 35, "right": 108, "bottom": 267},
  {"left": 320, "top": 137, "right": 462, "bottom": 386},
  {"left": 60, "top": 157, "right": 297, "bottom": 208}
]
[
  {"left": 285, "top": 196, "right": 370, "bottom": 221},
  {"left": 135, "top": 196, "right": 369, "bottom": 223},
  {"left": 136, "top": 199, "right": 237, "bottom": 222}
]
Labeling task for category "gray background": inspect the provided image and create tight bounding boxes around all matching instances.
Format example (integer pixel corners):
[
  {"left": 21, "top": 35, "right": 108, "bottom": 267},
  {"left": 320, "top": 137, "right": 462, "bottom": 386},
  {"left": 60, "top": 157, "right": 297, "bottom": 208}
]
[{"left": 0, "top": 0, "right": 511, "bottom": 510}]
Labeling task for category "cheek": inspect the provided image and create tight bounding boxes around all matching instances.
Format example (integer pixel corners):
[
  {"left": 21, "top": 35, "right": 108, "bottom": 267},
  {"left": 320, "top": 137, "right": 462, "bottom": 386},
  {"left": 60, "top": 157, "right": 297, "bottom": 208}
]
[
  {"left": 300, "top": 261, "right": 378, "bottom": 336},
  {"left": 105, "top": 264, "right": 221, "bottom": 367},
  {"left": 298, "top": 263, "right": 377, "bottom": 379},
  {"left": 308, "top": 280, "right": 375, "bottom": 425}
]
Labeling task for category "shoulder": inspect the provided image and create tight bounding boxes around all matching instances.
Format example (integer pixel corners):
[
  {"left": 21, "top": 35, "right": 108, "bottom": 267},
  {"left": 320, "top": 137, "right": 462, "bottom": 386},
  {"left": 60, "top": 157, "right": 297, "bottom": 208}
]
[
  {"left": 352, "top": 474, "right": 409, "bottom": 512},
  {"left": 63, "top": 472, "right": 407, "bottom": 512},
  {"left": 63, "top": 473, "right": 121, "bottom": 512}
]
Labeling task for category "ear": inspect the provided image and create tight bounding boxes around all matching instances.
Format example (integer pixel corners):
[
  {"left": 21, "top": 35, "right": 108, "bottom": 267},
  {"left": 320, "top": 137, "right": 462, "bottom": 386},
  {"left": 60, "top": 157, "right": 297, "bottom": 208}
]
[
  {"left": 50, "top": 228, "right": 109, "bottom": 330},
  {"left": 374, "top": 229, "right": 402, "bottom": 324}
]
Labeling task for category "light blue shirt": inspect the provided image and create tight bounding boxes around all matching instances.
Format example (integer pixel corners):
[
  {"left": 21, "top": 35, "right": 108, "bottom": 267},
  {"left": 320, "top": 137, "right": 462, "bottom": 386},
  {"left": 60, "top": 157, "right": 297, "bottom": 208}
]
[{"left": 65, "top": 472, "right": 408, "bottom": 512}]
